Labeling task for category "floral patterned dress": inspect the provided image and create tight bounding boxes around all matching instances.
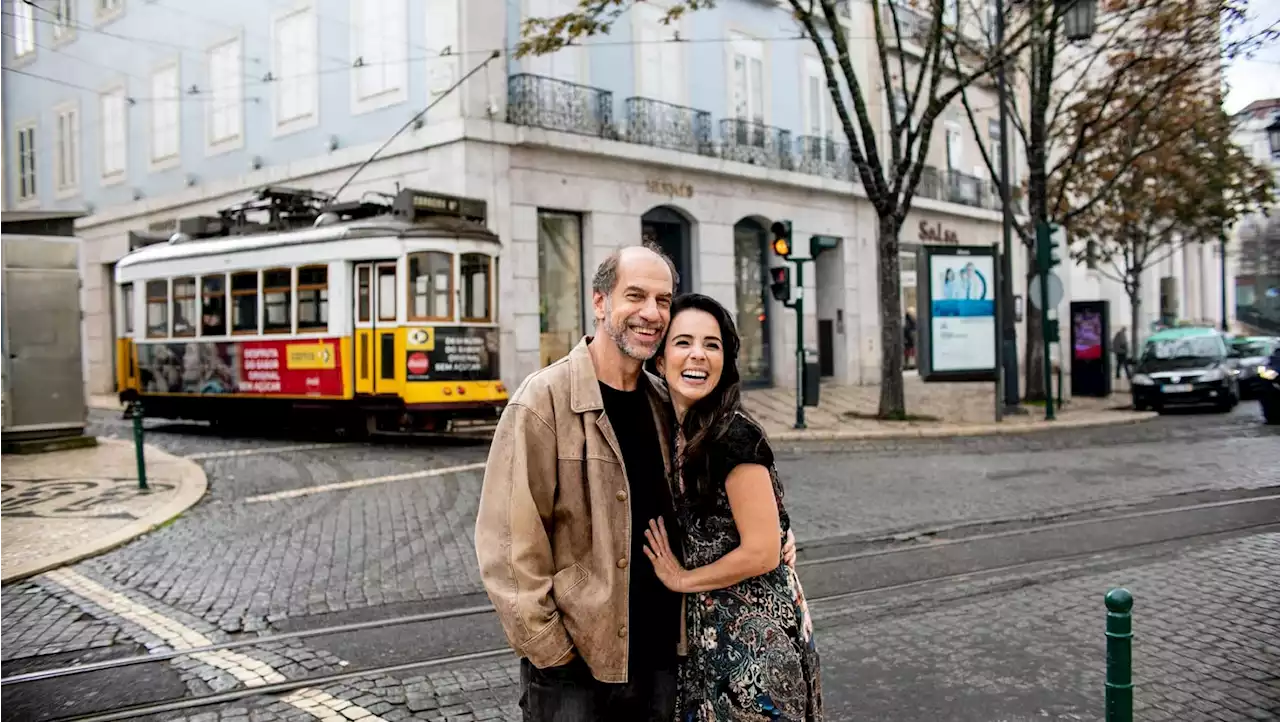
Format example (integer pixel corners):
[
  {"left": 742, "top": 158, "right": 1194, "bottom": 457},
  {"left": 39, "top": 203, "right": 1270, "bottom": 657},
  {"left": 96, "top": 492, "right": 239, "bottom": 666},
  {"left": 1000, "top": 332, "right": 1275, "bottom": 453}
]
[{"left": 673, "top": 412, "right": 822, "bottom": 722}]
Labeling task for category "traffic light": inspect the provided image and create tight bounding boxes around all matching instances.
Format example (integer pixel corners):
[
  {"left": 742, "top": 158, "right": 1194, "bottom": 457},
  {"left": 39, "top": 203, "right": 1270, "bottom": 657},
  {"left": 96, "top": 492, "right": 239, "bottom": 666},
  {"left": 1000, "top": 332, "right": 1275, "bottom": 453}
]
[
  {"left": 770, "top": 220, "right": 793, "bottom": 258},
  {"left": 810, "top": 234, "right": 840, "bottom": 259},
  {"left": 769, "top": 266, "right": 791, "bottom": 302},
  {"left": 1036, "top": 222, "right": 1064, "bottom": 273}
]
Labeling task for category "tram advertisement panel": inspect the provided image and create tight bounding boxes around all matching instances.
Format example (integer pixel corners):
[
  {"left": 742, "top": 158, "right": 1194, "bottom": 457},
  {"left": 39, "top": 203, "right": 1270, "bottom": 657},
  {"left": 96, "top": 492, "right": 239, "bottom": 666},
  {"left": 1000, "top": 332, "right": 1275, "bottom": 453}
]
[
  {"left": 404, "top": 326, "right": 499, "bottom": 382},
  {"left": 136, "top": 339, "right": 344, "bottom": 397}
]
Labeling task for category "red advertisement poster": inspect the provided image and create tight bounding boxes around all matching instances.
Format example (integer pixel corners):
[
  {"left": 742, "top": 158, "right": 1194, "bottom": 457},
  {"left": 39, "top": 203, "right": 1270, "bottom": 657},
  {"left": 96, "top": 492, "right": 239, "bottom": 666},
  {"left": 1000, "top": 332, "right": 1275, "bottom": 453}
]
[{"left": 136, "top": 338, "right": 345, "bottom": 398}]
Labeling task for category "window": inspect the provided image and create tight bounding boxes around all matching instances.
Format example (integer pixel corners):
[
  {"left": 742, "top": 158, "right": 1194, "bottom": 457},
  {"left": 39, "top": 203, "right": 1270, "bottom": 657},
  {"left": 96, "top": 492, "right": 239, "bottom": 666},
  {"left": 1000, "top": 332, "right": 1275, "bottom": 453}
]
[
  {"left": 802, "top": 56, "right": 831, "bottom": 138},
  {"left": 53, "top": 0, "right": 74, "bottom": 41},
  {"left": 357, "top": 266, "right": 371, "bottom": 322},
  {"left": 262, "top": 268, "right": 292, "bottom": 333},
  {"left": 99, "top": 0, "right": 123, "bottom": 13},
  {"left": 172, "top": 277, "right": 196, "bottom": 336},
  {"left": 151, "top": 66, "right": 180, "bottom": 162},
  {"left": 201, "top": 276, "right": 226, "bottom": 336},
  {"left": 408, "top": 252, "right": 453, "bottom": 320},
  {"left": 297, "top": 265, "right": 328, "bottom": 331},
  {"left": 988, "top": 118, "right": 1002, "bottom": 176},
  {"left": 730, "top": 34, "right": 765, "bottom": 126},
  {"left": 55, "top": 106, "right": 80, "bottom": 193},
  {"left": 945, "top": 122, "right": 963, "bottom": 171},
  {"left": 13, "top": 1, "right": 35, "bottom": 56},
  {"left": 984, "top": 0, "right": 999, "bottom": 45},
  {"left": 208, "top": 38, "right": 244, "bottom": 145},
  {"left": 460, "top": 254, "right": 492, "bottom": 322},
  {"left": 231, "top": 271, "right": 258, "bottom": 334},
  {"left": 351, "top": 0, "right": 407, "bottom": 104},
  {"left": 274, "top": 8, "right": 317, "bottom": 128},
  {"left": 146, "top": 280, "right": 168, "bottom": 338},
  {"left": 121, "top": 283, "right": 134, "bottom": 334},
  {"left": 16, "top": 125, "right": 37, "bottom": 201},
  {"left": 634, "top": 3, "right": 683, "bottom": 105},
  {"left": 101, "top": 89, "right": 128, "bottom": 179},
  {"left": 377, "top": 266, "right": 397, "bottom": 321},
  {"left": 537, "top": 211, "right": 584, "bottom": 367}
]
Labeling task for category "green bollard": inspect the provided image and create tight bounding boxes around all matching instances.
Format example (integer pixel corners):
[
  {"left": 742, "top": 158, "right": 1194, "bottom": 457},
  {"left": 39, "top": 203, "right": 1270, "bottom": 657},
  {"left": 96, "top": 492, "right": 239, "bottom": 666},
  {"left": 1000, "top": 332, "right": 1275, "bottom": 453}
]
[
  {"left": 131, "top": 402, "right": 149, "bottom": 491},
  {"left": 1105, "top": 588, "right": 1133, "bottom": 722}
]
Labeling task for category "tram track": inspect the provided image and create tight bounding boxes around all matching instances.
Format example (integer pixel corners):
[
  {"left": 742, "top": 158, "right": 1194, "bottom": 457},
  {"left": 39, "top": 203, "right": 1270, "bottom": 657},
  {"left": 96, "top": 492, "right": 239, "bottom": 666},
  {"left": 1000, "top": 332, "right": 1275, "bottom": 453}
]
[{"left": 6, "top": 490, "right": 1279, "bottom": 722}]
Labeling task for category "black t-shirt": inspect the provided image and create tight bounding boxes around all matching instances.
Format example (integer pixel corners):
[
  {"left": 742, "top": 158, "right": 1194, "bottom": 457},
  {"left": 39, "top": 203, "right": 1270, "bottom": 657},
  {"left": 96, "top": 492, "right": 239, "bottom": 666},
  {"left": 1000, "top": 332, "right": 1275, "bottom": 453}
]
[{"left": 599, "top": 377, "right": 681, "bottom": 673}]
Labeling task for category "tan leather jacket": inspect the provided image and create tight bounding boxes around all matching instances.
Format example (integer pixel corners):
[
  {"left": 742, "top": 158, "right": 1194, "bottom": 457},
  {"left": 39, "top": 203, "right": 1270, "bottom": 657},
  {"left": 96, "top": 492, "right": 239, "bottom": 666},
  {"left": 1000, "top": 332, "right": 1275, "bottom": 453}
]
[{"left": 474, "top": 337, "right": 677, "bottom": 683}]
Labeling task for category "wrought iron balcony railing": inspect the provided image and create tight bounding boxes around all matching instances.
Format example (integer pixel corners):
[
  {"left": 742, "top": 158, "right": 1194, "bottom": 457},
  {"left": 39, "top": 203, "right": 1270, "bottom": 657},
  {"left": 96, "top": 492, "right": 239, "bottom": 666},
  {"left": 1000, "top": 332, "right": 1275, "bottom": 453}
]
[
  {"left": 507, "top": 73, "right": 616, "bottom": 139},
  {"left": 625, "top": 97, "right": 713, "bottom": 156},
  {"left": 795, "top": 136, "right": 854, "bottom": 181},
  {"left": 719, "top": 118, "right": 793, "bottom": 170},
  {"left": 946, "top": 169, "right": 986, "bottom": 207}
]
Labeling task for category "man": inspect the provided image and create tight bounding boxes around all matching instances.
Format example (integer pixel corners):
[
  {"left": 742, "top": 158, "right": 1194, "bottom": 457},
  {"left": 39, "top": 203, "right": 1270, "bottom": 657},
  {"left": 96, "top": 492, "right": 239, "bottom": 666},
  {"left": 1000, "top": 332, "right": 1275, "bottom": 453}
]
[
  {"left": 476, "top": 245, "right": 794, "bottom": 722},
  {"left": 1113, "top": 326, "right": 1131, "bottom": 381}
]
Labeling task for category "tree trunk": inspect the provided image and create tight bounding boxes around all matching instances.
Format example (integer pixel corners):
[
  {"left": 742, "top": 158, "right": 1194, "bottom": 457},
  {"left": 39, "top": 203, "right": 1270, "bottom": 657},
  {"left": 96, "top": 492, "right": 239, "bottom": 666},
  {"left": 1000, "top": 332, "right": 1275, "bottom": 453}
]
[
  {"left": 1023, "top": 247, "right": 1047, "bottom": 400},
  {"left": 1129, "top": 277, "right": 1142, "bottom": 356},
  {"left": 877, "top": 214, "right": 907, "bottom": 419}
]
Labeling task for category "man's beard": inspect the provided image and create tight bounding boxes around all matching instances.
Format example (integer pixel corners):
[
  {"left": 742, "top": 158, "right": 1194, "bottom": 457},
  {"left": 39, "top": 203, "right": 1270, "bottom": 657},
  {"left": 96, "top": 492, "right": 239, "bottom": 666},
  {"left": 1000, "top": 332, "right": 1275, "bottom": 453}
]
[{"left": 604, "top": 301, "right": 659, "bottom": 361}]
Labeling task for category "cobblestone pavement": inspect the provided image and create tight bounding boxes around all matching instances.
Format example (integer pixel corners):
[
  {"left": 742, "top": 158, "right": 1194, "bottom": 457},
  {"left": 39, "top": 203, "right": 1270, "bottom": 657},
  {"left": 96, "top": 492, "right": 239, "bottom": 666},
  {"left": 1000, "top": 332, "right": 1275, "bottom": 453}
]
[{"left": 21, "top": 528, "right": 1273, "bottom": 721}]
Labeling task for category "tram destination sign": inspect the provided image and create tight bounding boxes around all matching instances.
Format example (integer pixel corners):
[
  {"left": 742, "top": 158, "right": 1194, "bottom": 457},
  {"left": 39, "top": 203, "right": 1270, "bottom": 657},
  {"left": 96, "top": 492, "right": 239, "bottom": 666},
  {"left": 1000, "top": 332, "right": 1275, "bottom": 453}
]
[
  {"left": 404, "top": 326, "right": 499, "bottom": 382},
  {"left": 393, "top": 189, "right": 487, "bottom": 224},
  {"left": 135, "top": 338, "right": 344, "bottom": 397}
]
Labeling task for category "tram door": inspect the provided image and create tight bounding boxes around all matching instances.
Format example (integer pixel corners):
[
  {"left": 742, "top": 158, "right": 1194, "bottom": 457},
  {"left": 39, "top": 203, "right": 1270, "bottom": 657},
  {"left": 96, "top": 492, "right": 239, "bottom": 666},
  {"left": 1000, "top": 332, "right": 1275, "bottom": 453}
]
[{"left": 353, "top": 261, "right": 399, "bottom": 395}]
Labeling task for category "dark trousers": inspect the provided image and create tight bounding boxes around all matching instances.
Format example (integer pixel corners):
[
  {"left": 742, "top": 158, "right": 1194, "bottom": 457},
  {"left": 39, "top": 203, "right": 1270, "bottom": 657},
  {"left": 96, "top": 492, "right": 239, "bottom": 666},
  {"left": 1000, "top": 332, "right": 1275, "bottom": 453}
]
[
  {"left": 519, "top": 657, "right": 677, "bottom": 722},
  {"left": 1116, "top": 354, "right": 1130, "bottom": 380}
]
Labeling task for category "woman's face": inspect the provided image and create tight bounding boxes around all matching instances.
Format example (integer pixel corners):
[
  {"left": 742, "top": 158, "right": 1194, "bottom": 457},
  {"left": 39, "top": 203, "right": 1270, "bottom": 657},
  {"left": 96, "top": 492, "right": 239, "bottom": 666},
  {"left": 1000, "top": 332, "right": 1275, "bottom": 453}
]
[
  {"left": 945, "top": 269, "right": 955, "bottom": 282},
  {"left": 658, "top": 309, "right": 725, "bottom": 407}
]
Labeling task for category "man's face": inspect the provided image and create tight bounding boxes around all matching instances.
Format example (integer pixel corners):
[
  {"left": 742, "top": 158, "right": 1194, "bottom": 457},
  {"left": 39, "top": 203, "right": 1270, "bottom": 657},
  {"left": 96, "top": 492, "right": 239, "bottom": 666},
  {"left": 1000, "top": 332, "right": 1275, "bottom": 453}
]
[{"left": 594, "top": 250, "right": 674, "bottom": 361}]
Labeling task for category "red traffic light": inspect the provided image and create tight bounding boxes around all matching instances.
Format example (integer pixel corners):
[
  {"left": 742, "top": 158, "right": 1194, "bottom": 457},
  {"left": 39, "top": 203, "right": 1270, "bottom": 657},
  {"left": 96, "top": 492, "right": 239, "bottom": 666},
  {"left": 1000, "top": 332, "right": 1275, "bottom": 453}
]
[{"left": 769, "top": 266, "right": 789, "bottom": 284}]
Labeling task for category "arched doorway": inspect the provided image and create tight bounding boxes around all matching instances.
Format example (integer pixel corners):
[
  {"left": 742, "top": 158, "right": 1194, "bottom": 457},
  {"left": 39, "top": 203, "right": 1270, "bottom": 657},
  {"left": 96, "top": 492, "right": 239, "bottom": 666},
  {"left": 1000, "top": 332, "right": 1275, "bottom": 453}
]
[
  {"left": 734, "top": 217, "right": 772, "bottom": 386},
  {"left": 641, "top": 206, "right": 693, "bottom": 294}
]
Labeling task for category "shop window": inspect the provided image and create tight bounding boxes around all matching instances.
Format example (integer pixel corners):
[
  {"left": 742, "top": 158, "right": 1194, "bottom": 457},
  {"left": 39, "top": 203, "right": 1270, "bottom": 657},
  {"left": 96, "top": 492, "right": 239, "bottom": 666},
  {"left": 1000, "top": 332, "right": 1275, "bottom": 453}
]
[
  {"left": 263, "top": 268, "right": 292, "bottom": 333},
  {"left": 297, "top": 265, "right": 329, "bottom": 331},
  {"left": 172, "top": 277, "right": 197, "bottom": 337},
  {"left": 146, "top": 280, "right": 168, "bottom": 338},
  {"left": 201, "top": 275, "right": 227, "bottom": 336},
  {"left": 408, "top": 252, "right": 453, "bottom": 320},
  {"left": 460, "top": 254, "right": 492, "bottom": 322},
  {"left": 537, "top": 210, "right": 584, "bottom": 366},
  {"left": 231, "top": 271, "right": 259, "bottom": 334}
]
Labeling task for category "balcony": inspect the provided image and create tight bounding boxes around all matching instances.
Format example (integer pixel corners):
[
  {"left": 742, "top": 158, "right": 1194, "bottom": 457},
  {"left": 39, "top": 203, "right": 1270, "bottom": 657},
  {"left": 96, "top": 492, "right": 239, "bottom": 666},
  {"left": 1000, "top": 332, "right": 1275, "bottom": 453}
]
[
  {"left": 880, "top": 1, "right": 933, "bottom": 47},
  {"left": 719, "top": 118, "right": 793, "bottom": 170},
  {"left": 507, "top": 74, "right": 616, "bottom": 139},
  {"left": 625, "top": 97, "right": 714, "bottom": 156},
  {"left": 946, "top": 169, "right": 988, "bottom": 207},
  {"left": 795, "top": 136, "right": 856, "bottom": 181}
]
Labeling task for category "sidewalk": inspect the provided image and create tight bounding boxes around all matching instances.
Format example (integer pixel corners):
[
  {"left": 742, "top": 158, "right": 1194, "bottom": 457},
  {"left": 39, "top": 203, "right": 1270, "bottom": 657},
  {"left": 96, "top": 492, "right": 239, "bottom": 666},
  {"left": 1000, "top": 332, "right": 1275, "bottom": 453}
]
[
  {"left": 1, "top": 438, "right": 207, "bottom": 583},
  {"left": 746, "top": 374, "right": 1152, "bottom": 441}
]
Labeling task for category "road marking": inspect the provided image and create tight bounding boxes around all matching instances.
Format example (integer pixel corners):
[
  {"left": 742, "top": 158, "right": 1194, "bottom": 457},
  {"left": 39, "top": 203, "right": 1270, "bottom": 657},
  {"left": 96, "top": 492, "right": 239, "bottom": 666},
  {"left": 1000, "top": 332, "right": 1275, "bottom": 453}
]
[
  {"left": 242, "top": 461, "right": 488, "bottom": 504},
  {"left": 44, "top": 569, "right": 387, "bottom": 722},
  {"left": 185, "top": 443, "right": 362, "bottom": 460}
]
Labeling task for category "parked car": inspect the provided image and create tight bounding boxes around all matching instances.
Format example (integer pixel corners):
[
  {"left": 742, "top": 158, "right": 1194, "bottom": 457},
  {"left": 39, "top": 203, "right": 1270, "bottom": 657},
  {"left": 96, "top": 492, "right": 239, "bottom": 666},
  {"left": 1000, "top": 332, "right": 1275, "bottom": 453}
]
[
  {"left": 1257, "top": 349, "right": 1279, "bottom": 425},
  {"left": 1230, "top": 336, "right": 1279, "bottom": 400},
  {"left": 1130, "top": 327, "right": 1240, "bottom": 413}
]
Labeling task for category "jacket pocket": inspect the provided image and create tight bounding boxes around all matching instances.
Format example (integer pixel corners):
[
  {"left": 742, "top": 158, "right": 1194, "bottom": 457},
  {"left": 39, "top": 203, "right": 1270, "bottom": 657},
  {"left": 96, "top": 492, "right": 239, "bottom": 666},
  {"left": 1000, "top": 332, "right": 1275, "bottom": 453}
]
[{"left": 552, "top": 562, "right": 589, "bottom": 602}]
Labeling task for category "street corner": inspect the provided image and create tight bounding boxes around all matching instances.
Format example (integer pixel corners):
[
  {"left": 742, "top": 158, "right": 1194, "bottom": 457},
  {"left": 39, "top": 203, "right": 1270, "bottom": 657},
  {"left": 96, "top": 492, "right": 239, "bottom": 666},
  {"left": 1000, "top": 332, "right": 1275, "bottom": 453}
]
[{"left": 1, "top": 438, "right": 208, "bottom": 583}]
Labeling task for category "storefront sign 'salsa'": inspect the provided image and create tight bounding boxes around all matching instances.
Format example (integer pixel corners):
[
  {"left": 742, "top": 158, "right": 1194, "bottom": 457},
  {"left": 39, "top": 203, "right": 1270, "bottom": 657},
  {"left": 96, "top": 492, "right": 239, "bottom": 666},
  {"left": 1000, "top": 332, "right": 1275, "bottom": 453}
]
[{"left": 646, "top": 179, "right": 694, "bottom": 198}]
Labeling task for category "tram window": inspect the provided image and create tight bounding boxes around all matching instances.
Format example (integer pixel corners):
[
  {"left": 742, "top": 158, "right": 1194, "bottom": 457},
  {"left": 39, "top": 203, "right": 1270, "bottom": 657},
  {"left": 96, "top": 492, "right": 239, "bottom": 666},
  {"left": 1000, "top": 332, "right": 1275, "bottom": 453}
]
[
  {"left": 263, "top": 268, "right": 292, "bottom": 334},
  {"left": 297, "top": 265, "right": 328, "bottom": 332},
  {"left": 172, "top": 277, "right": 197, "bottom": 337},
  {"left": 231, "top": 272, "right": 259, "bottom": 334},
  {"left": 146, "top": 280, "right": 168, "bottom": 338},
  {"left": 408, "top": 251, "right": 453, "bottom": 321},
  {"left": 121, "top": 283, "right": 134, "bottom": 335},
  {"left": 460, "top": 254, "right": 491, "bottom": 322},
  {"left": 377, "top": 266, "right": 396, "bottom": 322},
  {"left": 357, "top": 266, "right": 371, "bottom": 323},
  {"left": 201, "top": 276, "right": 227, "bottom": 336}
]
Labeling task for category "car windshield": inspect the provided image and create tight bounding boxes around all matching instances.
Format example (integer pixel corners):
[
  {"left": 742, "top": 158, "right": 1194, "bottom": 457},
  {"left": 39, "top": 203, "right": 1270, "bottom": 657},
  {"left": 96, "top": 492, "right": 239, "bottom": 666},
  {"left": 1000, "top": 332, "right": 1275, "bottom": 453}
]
[
  {"left": 1232, "top": 339, "right": 1275, "bottom": 357},
  {"left": 1142, "top": 336, "right": 1224, "bottom": 361}
]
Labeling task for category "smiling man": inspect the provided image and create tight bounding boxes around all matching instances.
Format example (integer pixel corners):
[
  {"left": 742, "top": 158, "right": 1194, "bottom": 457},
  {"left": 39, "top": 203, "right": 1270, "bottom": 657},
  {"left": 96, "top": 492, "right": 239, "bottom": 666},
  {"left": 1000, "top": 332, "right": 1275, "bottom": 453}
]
[{"left": 475, "top": 244, "right": 793, "bottom": 722}]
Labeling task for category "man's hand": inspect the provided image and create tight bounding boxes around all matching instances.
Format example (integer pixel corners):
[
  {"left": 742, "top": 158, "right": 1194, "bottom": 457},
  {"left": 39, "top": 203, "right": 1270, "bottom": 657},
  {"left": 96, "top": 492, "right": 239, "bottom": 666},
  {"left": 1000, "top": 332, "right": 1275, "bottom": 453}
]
[{"left": 782, "top": 528, "right": 797, "bottom": 569}]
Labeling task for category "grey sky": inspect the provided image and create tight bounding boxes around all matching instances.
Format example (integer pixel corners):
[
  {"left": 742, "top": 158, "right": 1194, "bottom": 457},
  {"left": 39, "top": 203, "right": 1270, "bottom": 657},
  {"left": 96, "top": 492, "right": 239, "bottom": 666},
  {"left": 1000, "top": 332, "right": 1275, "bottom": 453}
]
[{"left": 1223, "top": 8, "right": 1280, "bottom": 113}]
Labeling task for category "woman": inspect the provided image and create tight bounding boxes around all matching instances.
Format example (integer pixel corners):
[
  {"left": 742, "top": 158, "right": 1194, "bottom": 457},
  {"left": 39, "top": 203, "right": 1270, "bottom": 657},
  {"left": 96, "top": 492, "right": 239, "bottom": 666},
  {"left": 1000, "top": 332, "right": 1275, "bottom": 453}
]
[{"left": 643, "top": 293, "right": 822, "bottom": 722}]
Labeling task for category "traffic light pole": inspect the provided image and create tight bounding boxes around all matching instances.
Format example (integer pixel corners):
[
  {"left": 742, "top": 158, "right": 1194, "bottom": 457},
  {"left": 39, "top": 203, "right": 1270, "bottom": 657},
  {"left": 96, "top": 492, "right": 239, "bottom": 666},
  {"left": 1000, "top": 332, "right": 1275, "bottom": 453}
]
[
  {"left": 1036, "top": 220, "right": 1056, "bottom": 421},
  {"left": 794, "top": 260, "right": 806, "bottom": 430}
]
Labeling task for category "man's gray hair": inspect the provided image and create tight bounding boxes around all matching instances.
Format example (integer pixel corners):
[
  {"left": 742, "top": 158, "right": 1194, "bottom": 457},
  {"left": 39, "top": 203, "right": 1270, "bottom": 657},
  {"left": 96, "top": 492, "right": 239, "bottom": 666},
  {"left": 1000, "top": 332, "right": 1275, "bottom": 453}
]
[{"left": 591, "top": 242, "right": 680, "bottom": 296}]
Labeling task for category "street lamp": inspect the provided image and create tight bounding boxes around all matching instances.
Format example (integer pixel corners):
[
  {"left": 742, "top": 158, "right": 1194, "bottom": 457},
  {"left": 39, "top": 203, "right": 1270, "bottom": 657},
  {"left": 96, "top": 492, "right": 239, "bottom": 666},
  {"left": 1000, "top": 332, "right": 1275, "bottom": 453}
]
[
  {"left": 1057, "top": 0, "right": 1098, "bottom": 42},
  {"left": 1267, "top": 116, "right": 1280, "bottom": 158}
]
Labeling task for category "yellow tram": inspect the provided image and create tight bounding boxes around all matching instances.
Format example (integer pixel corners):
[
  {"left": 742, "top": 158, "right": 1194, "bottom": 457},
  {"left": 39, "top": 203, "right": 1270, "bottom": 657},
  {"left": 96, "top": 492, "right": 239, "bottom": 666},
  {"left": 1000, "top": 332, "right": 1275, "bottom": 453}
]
[{"left": 114, "top": 186, "right": 507, "bottom": 434}]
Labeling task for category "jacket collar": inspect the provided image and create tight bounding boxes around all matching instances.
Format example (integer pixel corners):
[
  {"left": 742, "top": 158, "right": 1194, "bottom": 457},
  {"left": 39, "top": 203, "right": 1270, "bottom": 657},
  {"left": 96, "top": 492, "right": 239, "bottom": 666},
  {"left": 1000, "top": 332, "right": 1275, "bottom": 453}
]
[{"left": 567, "top": 336, "right": 672, "bottom": 413}]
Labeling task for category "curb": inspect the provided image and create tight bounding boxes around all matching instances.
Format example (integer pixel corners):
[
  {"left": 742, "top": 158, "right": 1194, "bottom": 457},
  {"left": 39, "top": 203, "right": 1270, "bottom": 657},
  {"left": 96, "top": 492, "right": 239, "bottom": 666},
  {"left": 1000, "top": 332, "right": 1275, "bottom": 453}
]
[
  {"left": 1, "top": 441, "right": 209, "bottom": 584},
  {"left": 768, "top": 410, "right": 1157, "bottom": 442}
]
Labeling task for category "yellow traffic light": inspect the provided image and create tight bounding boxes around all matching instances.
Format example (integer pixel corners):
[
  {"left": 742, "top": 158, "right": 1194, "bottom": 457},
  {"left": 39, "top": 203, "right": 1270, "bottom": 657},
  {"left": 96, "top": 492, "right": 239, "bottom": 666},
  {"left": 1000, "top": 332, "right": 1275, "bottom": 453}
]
[{"left": 772, "top": 237, "right": 791, "bottom": 257}]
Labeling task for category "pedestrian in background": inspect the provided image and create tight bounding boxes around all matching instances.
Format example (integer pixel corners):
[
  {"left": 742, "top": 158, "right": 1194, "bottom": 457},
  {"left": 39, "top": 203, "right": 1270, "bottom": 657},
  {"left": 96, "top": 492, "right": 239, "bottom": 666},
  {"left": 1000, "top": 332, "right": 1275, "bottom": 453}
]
[{"left": 1113, "top": 326, "right": 1131, "bottom": 381}]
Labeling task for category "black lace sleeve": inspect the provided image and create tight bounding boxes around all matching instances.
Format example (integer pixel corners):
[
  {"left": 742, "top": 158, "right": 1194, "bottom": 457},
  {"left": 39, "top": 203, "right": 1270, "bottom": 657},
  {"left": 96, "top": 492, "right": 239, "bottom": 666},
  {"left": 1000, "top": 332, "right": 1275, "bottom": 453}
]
[{"left": 715, "top": 414, "right": 774, "bottom": 476}]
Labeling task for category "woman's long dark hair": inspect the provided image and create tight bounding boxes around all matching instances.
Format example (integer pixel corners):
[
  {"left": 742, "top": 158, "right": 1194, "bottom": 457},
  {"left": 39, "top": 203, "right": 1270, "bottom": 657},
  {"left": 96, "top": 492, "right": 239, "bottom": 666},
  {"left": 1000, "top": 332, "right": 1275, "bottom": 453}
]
[{"left": 657, "top": 293, "right": 747, "bottom": 502}]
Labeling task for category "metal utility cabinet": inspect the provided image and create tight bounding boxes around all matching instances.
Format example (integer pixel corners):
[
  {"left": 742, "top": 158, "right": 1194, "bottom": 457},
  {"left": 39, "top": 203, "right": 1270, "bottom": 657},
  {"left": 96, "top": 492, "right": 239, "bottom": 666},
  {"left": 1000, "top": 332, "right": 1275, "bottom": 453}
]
[{"left": 2, "top": 211, "right": 90, "bottom": 447}]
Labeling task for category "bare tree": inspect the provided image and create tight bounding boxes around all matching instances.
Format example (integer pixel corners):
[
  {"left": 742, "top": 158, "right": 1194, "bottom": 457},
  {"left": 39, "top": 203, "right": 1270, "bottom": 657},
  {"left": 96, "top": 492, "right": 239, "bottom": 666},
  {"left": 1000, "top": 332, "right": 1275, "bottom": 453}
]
[{"left": 516, "top": 0, "right": 1035, "bottom": 418}]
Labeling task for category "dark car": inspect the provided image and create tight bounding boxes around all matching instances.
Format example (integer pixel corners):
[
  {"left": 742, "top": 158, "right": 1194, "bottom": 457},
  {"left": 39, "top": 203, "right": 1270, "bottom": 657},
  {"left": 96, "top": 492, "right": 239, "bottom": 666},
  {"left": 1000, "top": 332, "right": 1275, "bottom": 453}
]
[
  {"left": 1130, "top": 328, "right": 1240, "bottom": 413},
  {"left": 1258, "top": 349, "right": 1280, "bottom": 425},
  {"left": 1230, "top": 336, "right": 1279, "bottom": 399}
]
